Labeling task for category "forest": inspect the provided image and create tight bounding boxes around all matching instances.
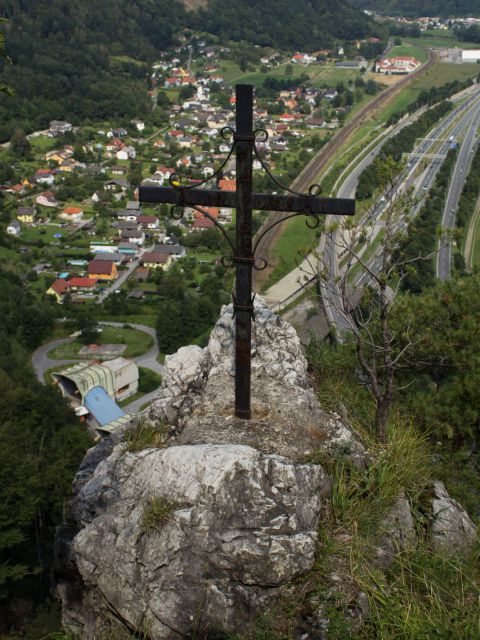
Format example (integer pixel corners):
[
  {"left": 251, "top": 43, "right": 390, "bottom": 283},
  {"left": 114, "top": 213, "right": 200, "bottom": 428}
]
[
  {"left": 0, "top": 0, "right": 186, "bottom": 139},
  {"left": 193, "top": 0, "right": 383, "bottom": 50}
]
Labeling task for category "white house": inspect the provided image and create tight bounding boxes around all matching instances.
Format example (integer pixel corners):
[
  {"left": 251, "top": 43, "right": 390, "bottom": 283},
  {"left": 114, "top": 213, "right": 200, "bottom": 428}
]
[{"left": 7, "top": 220, "right": 21, "bottom": 236}]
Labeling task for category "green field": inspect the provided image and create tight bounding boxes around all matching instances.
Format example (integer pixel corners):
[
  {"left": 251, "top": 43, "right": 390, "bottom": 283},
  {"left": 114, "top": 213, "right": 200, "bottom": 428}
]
[
  {"left": 386, "top": 44, "right": 428, "bottom": 64},
  {"left": 263, "top": 215, "right": 320, "bottom": 289},
  {"left": 47, "top": 326, "right": 153, "bottom": 360},
  {"left": 413, "top": 29, "right": 480, "bottom": 50}
]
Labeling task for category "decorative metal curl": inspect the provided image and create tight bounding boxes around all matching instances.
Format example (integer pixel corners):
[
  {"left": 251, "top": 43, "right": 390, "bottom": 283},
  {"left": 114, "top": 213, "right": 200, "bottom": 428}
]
[
  {"left": 221, "top": 255, "right": 235, "bottom": 269},
  {"left": 220, "top": 126, "right": 235, "bottom": 141},
  {"left": 173, "top": 204, "right": 235, "bottom": 254},
  {"left": 253, "top": 128, "right": 269, "bottom": 143},
  {"left": 170, "top": 204, "right": 185, "bottom": 220},
  {"left": 253, "top": 257, "right": 268, "bottom": 271},
  {"left": 252, "top": 138, "right": 322, "bottom": 201},
  {"left": 305, "top": 214, "right": 321, "bottom": 229}
]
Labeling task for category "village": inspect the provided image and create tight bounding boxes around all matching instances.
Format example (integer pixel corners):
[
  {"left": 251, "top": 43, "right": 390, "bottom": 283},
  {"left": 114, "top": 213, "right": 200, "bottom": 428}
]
[{"left": 1, "top": 18, "right": 479, "bottom": 310}]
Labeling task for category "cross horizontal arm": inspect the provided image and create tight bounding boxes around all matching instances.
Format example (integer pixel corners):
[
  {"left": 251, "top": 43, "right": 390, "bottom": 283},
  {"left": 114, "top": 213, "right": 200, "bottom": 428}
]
[{"left": 139, "top": 185, "right": 355, "bottom": 216}]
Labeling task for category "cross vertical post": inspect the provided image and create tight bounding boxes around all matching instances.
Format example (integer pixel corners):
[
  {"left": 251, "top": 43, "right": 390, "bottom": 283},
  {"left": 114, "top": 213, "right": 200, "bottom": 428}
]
[
  {"left": 234, "top": 84, "right": 254, "bottom": 420},
  {"left": 138, "top": 83, "right": 356, "bottom": 422}
]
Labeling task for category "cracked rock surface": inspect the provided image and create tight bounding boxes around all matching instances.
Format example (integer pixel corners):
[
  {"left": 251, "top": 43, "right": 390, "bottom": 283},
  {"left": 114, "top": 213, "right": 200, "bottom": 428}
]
[{"left": 55, "top": 298, "right": 367, "bottom": 638}]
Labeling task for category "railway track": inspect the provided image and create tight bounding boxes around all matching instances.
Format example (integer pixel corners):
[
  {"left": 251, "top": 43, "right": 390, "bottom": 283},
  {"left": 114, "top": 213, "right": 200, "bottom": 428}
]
[{"left": 253, "top": 49, "right": 436, "bottom": 289}]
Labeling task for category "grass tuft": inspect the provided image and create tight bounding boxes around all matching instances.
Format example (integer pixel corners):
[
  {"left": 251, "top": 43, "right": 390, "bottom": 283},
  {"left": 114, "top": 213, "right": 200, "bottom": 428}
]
[
  {"left": 140, "top": 495, "right": 176, "bottom": 534},
  {"left": 123, "top": 420, "right": 168, "bottom": 453}
]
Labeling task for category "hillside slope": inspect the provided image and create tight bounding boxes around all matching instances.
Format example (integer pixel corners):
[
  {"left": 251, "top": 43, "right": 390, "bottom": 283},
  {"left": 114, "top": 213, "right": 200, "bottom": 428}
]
[
  {"left": 192, "top": 0, "right": 382, "bottom": 49},
  {"left": 0, "top": 0, "right": 186, "bottom": 138}
]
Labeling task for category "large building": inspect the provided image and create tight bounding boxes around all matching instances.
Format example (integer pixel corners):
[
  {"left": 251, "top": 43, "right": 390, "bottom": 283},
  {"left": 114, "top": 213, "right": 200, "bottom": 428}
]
[
  {"left": 462, "top": 50, "right": 480, "bottom": 63},
  {"left": 52, "top": 358, "right": 138, "bottom": 435},
  {"left": 376, "top": 56, "right": 421, "bottom": 75}
]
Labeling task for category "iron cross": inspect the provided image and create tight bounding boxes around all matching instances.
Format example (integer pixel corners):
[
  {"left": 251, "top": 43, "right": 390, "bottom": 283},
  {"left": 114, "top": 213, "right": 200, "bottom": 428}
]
[{"left": 139, "top": 84, "right": 355, "bottom": 420}]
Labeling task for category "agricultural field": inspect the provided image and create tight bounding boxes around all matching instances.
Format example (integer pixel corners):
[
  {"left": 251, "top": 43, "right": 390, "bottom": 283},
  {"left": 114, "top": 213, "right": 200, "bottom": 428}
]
[
  {"left": 414, "top": 29, "right": 480, "bottom": 50},
  {"left": 386, "top": 44, "right": 429, "bottom": 64}
]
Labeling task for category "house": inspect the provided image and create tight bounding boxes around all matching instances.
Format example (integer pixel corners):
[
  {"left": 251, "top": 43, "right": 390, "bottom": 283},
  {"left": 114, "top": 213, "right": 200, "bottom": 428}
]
[
  {"left": 132, "top": 120, "right": 145, "bottom": 132},
  {"left": 46, "top": 278, "right": 69, "bottom": 303},
  {"left": 34, "top": 169, "right": 55, "bottom": 186},
  {"left": 376, "top": 57, "right": 421, "bottom": 75},
  {"left": 137, "top": 215, "right": 159, "bottom": 230},
  {"left": 140, "top": 252, "right": 172, "bottom": 270},
  {"left": 192, "top": 217, "right": 215, "bottom": 230},
  {"left": 6, "top": 220, "right": 21, "bottom": 236},
  {"left": 94, "top": 252, "right": 124, "bottom": 265},
  {"left": 104, "top": 178, "right": 130, "bottom": 192},
  {"left": 111, "top": 166, "right": 126, "bottom": 176},
  {"left": 117, "top": 220, "right": 139, "bottom": 233},
  {"left": 60, "top": 206, "right": 84, "bottom": 223},
  {"left": 117, "top": 209, "right": 140, "bottom": 222},
  {"left": 291, "top": 53, "right": 315, "bottom": 65},
  {"left": 51, "top": 358, "right": 137, "bottom": 434},
  {"left": 118, "top": 242, "right": 139, "bottom": 257},
  {"left": 136, "top": 267, "right": 150, "bottom": 282},
  {"left": 121, "top": 229, "right": 145, "bottom": 245},
  {"left": 88, "top": 260, "right": 118, "bottom": 281},
  {"left": 36, "top": 191, "right": 58, "bottom": 208},
  {"left": 48, "top": 121, "right": 73, "bottom": 137},
  {"left": 68, "top": 277, "right": 98, "bottom": 291},
  {"left": 116, "top": 146, "right": 136, "bottom": 161},
  {"left": 17, "top": 206, "right": 36, "bottom": 223},
  {"left": 113, "top": 128, "right": 128, "bottom": 138},
  {"left": 152, "top": 244, "right": 186, "bottom": 258}
]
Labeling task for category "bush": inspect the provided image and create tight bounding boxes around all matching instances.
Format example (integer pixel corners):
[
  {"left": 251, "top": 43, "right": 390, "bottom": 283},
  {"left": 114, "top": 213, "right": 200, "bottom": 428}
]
[
  {"left": 123, "top": 420, "right": 167, "bottom": 453},
  {"left": 140, "top": 496, "right": 176, "bottom": 533}
]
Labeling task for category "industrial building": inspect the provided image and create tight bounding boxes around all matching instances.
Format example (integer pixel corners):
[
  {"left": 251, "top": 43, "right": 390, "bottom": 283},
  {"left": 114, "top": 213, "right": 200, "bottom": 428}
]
[
  {"left": 52, "top": 357, "right": 138, "bottom": 435},
  {"left": 461, "top": 50, "right": 480, "bottom": 63}
]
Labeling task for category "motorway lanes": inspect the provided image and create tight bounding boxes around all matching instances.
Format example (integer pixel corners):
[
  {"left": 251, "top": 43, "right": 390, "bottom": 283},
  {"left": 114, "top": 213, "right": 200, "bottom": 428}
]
[
  {"left": 437, "top": 106, "right": 480, "bottom": 281},
  {"left": 319, "top": 89, "right": 480, "bottom": 337}
]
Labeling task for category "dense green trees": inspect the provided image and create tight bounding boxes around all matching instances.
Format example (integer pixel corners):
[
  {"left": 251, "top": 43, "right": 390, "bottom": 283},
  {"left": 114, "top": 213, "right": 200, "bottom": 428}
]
[
  {"left": 0, "top": 270, "right": 90, "bottom": 617},
  {"left": 193, "top": 0, "right": 384, "bottom": 50},
  {"left": 0, "top": 0, "right": 186, "bottom": 139}
]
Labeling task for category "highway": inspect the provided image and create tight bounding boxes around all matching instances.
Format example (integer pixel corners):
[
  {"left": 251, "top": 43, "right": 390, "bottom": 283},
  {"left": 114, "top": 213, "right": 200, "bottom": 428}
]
[
  {"left": 437, "top": 105, "right": 480, "bottom": 281},
  {"left": 319, "top": 88, "right": 480, "bottom": 338}
]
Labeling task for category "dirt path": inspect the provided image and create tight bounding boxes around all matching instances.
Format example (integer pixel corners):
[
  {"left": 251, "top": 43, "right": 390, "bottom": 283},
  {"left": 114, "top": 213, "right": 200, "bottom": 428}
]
[{"left": 253, "top": 49, "right": 436, "bottom": 290}]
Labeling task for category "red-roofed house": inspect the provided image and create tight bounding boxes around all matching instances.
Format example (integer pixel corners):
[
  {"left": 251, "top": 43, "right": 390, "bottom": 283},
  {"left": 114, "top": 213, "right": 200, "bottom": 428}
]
[
  {"left": 46, "top": 278, "right": 69, "bottom": 303},
  {"left": 68, "top": 277, "right": 98, "bottom": 291},
  {"left": 376, "top": 56, "right": 421, "bottom": 74},
  {"left": 137, "top": 215, "right": 160, "bottom": 229},
  {"left": 192, "top": 217, "right": 215, "bottom": 231},
  {"left": 60, "top": 206, "right": 84, "bottom": 222},
  {"left": 218, "top": 178, "right": 236, "bottom": 192},
  {"left": 88, "top": 260, "right": 118, "bottom": 281}
]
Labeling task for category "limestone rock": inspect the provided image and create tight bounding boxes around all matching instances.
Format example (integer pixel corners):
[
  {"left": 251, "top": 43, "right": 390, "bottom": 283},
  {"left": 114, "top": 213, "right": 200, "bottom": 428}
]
[
  {"left": 59, "top": 443, "right": 330, "bottom": 637},
  {"left": 429, "top": 481, "right": 477, "bottom": 554},
  {"left": 149, "top": 298, "right": 366, "bottom": 464},
  {"left": 56, "top": 297, "right": 368, "bottom": 638}
]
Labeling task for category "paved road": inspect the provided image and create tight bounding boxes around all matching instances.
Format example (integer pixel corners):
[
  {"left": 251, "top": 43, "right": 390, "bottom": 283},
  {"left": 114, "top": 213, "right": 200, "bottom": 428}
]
[
  {"left": 32, "top": 323, "right": 164, "bottom": 410},
  {"left": 95, "top": 255, "right": 142, "bottom": 304},
  {"left": 437, "top": 105, "right": 480, "bottom": 281},
  {"left": 319, "top": 88, "right": 480, "bottom": 337}
]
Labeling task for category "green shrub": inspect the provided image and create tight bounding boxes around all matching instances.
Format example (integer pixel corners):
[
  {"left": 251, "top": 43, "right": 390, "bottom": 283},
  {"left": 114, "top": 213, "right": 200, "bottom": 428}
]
[
  {"left": 123, "top": 420, "right": 168, "bottom": 453},
  {"left": 140, "top": 496, "right": 176, "bottom": 533}
]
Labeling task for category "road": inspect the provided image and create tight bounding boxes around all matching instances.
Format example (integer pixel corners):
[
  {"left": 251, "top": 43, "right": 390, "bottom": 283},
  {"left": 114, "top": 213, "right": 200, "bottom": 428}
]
[
  {"left": 320, "top": 88, "right": 480, "bottom": 337},
  {"left": 437, "top": 104, "right": 480, "bottom": 281},
  {"left": 95, "top": 254, "right": 143, "bottom": 304},
  {"left": 253, "top": 49, "right": 436, "bottom": 290},
  {"left": 32, "top": 323, "right": 164, "bottom": 415}
]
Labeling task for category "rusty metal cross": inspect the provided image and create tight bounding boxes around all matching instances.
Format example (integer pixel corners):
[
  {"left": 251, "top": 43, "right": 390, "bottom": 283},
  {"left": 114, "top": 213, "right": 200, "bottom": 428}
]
[{"left": 139, "top": 84, "right": 355, "bottom": 420}]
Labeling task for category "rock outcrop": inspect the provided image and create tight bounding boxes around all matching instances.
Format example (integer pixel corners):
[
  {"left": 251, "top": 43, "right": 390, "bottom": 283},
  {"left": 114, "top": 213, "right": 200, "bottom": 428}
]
[
  {"left": 56, "top": 298, "right": 477, "bottom": 639},
  {"left": 56, "top": 299, "right": 365, "bottom": 638}
]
